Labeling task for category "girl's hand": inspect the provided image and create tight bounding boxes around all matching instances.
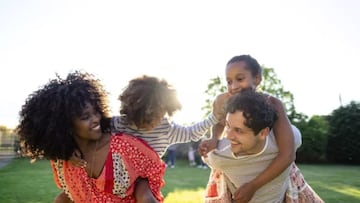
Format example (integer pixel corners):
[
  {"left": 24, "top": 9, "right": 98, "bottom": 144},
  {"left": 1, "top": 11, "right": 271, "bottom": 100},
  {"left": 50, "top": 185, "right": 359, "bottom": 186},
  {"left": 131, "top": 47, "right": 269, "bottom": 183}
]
[
  {"left": 198, "top": 139, "right": 218, "bottom": 158},
  {"left": 68, "top": 150, "right": 87, "bottom": 168},
  {"left": 266, "top": 95, "right": 284, "bottom": 113},
  {"left": 233, "top": 182, "right": 256, "bottom": 203}
]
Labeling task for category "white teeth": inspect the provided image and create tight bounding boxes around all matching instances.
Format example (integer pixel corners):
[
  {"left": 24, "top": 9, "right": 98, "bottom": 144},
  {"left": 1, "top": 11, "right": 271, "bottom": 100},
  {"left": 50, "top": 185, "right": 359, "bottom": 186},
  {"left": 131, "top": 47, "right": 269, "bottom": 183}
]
[{"left": 93, "top": 125, "right": 100, "bottom": 130}]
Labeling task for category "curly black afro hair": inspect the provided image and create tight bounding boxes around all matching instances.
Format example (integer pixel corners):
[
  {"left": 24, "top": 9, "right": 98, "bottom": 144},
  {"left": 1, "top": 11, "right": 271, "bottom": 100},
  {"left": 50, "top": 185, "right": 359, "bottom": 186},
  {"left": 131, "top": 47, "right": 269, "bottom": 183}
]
[
  {"left": 226, "top": 89, "right": 278, "bottom": 135},
  {"left": 16, "top": 71, "right": 110, "bottom": 160},
  {"left": 119, "top": 75, "right": 182, "bottom": 128}
]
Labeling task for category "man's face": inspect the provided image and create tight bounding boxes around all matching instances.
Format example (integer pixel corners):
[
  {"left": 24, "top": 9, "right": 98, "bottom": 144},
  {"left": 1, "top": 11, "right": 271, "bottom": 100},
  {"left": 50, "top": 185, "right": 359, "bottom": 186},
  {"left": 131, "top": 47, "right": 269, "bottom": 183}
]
[{"left": 225, "top": 111, "right": 267, "bottom": 156}]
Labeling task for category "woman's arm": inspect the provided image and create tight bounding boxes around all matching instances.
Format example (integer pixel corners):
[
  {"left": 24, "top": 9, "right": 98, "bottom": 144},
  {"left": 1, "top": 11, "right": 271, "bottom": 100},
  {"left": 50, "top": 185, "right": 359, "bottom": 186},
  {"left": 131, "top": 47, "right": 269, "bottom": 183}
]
[
  {"left": 54, "top": 192, "right": 73, "bottom": 203},
  {"left": 134, "top": 178, "right": 159, "bottom": 203},
  {"left": 233, "top": 96, "right": 295, "bottom": 202}
]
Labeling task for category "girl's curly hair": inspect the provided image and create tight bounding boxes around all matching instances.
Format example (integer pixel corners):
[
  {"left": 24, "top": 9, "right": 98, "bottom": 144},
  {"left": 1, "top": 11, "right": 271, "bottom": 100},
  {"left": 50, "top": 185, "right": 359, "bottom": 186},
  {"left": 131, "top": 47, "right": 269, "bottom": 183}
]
[
  {"left": 226, "top": 89, "right": 278, "bottom": 135},
  {"left": 16, "top": 71, "right": 110, "bottom": 160},
  {"left": 119, "top": 75, "right": 182, "bottom": 128}
]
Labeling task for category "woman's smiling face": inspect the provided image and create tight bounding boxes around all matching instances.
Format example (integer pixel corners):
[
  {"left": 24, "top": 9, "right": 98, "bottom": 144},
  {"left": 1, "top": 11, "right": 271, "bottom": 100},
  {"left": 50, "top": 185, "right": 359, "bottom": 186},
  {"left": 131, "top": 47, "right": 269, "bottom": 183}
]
[{"left": 72, "top": 102, "right": 102, "bottom": 141}]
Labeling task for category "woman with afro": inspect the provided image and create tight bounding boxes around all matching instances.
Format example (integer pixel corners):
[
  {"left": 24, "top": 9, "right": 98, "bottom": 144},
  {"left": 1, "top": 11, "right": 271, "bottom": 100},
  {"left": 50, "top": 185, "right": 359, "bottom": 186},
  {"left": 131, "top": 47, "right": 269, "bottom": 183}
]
[{"left": 17, "top": 71, "right": 165, "bottom": 203}]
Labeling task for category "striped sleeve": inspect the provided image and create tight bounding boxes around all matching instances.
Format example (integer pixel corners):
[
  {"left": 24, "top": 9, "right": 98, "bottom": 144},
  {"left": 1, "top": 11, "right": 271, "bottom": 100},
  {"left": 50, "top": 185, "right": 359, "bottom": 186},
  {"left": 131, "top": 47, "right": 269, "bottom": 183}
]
[
  {"left": 167, "top": 113, "right": 219, "bottom": 144},
  {"left": 110, "top": 116, "right": 126, "bottom": 133}
]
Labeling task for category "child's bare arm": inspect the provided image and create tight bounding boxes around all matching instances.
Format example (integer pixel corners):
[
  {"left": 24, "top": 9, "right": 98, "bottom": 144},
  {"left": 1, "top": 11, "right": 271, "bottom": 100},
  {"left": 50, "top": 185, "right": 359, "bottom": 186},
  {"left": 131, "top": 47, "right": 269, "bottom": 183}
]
[
  {"left": 198, "top": 93, "right": 230, "bottom": 157},
  {"left": 233, "top": 96, "right": 295, "bottom": 202},
  {"left": 198, "top": 123, "right": 224, "bottom": 157}
]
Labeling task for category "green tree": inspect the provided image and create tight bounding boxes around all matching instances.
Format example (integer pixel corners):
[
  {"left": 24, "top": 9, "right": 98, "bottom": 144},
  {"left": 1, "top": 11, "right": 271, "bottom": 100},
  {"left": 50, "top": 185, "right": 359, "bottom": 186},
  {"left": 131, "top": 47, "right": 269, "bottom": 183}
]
[
  {"left": 296, "top": 115, "right": 329, "bottom": 163},
  {"left": 327, "top": 101, "right": 360, "bottom": 164}
]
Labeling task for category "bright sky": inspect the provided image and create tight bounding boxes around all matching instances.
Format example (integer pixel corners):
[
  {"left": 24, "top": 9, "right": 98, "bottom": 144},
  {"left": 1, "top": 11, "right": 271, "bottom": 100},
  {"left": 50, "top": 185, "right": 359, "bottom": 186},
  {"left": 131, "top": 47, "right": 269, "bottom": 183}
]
[{"left": 1, "top": 0, "right": 359, "bottom": 128}]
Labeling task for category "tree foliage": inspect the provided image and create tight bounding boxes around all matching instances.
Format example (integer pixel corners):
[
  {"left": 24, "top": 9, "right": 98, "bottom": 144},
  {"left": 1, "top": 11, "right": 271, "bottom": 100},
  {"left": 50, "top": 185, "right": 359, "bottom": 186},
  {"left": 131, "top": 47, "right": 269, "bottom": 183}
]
[
  {"left": 326, "top": 101, "right": 360, "bottom": 164},
  {"left": 296, "top": 115, "right": 329, "bottom": 163}
]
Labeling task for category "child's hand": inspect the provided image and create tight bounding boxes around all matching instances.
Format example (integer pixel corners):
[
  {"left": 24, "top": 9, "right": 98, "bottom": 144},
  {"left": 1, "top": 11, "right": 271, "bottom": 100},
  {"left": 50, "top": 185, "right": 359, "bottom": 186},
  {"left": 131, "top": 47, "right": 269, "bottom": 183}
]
[
  {"left": 68, "top": 150, "right": 87, "bottom": 168},
  {"left": 233, "top": 182, "right": 256, "bottom": 203},
  {"left": 198, "top": 139, "right": 218, "bottom": 158}
]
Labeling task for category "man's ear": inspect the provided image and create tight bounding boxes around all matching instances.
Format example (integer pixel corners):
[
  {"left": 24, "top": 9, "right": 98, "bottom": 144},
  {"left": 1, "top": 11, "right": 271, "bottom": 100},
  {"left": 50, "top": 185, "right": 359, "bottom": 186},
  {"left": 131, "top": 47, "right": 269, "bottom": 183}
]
[{"left": 258, "top": 127, "right": 270, "bottom": 140}]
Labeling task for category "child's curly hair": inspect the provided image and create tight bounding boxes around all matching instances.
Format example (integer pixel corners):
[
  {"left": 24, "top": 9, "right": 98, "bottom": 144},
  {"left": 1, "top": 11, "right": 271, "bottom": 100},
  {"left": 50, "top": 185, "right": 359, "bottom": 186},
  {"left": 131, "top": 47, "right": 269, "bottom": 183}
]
[
  {"left": 16, "top": 71, "right": 110, "bottom": 160},
  {"left": 119, "top": 75, "right": 182, "bottom": 128}
]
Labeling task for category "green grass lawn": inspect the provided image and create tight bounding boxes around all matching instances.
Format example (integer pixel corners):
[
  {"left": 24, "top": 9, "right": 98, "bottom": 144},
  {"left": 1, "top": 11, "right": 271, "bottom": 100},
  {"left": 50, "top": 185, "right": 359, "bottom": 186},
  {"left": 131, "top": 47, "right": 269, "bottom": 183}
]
[{"left": 0, "top": 158, "right": 359, "bottom": 202}]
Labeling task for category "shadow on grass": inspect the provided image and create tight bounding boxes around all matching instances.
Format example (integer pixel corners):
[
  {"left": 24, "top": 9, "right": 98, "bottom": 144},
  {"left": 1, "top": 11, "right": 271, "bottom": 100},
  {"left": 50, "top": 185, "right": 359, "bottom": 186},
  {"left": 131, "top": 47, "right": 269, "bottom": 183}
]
[
  {"left": 312, "top": 182, "right": 360, "bottom": 202},
  {"left": 298, "top": 164, "right": 360, "bottom": 203}
]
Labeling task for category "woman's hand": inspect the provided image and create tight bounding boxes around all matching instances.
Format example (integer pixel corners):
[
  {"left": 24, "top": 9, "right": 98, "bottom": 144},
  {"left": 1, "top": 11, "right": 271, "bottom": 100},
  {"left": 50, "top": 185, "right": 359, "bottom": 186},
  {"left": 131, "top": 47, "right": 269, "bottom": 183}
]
[
  {"left": 134, "top": 178, "right": 159, "bottom": 203},
  {"left": 54, "top": 192, "right": 73, "bottom": 203},
  {"left": 68, "top": 150, "right": 87, "bottom": 168}
]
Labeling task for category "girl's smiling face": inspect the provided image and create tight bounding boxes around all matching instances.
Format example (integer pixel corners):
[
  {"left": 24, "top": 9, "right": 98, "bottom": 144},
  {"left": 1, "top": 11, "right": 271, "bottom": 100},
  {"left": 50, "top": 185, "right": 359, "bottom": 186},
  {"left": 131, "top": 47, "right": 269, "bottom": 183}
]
[{"left": 225, "top": 61, "right": 261, "bottom": 95}]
